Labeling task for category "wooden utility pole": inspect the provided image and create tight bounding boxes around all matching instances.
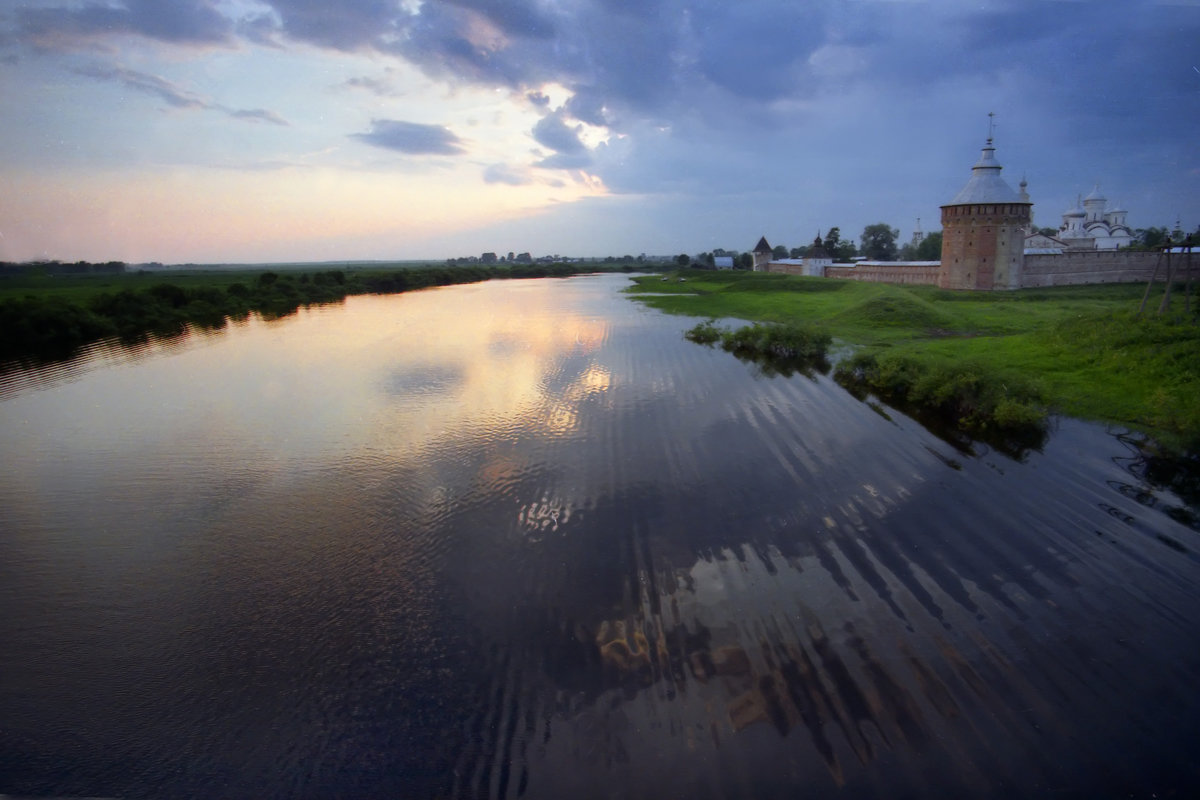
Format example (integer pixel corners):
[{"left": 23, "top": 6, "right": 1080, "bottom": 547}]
[
  {"left": 1183, "top": 236, "right": 1194, "bottom": 316},
  {"left": 1138, "top": 237, "right": 1195, "bottom": 317},
  {"left": 1138, "top": 248, "right": 1164, "bottom": 316},
  {"left": 1158, "top": 245, "right": 1175, "bottom": 315}
]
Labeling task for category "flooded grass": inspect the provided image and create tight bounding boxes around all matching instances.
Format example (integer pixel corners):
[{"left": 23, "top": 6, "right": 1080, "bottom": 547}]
[
  {"left": 686, "top": 318, "right": 833, "bottom": 378},
  {"left": 833, "top": 350, "right": 1049, "bottom": 459}
]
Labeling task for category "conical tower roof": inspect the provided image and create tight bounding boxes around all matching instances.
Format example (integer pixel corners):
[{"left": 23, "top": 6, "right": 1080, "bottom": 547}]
[
  {"left": 753, "top": 236, "right": 772, "bottom": 253},
  {"left": 945, "top": 139, "right": 1024, "bottom": 206}
]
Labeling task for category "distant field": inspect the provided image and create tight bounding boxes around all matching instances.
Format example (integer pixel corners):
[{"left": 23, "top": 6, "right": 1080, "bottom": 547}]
[
  {"left": 0, "top": 270, "right": 267, "bottom": 304},
  {"left": 628, "top": 269, "right": 1200, "bottom": 452},
  {"left": 0, "top": 261, "right": 512, "bottom": 304}
]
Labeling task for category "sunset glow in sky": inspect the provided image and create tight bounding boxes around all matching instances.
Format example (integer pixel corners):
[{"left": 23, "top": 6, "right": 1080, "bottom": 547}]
[{"left": 1, "top": 0, "right": 1197, "bottom": 264}]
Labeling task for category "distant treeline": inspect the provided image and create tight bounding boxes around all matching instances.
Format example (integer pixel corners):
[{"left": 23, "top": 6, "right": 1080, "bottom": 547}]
[
  {"left": 0, "top": 260, "right": 127, "bottom": 276},
  {"left": 0, "top": 261, "right": 645, "bottom": 366}
]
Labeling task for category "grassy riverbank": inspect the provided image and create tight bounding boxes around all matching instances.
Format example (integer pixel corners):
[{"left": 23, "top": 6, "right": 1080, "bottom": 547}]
[
  {"left": 629, "top": 270, "right": 1200, "bottom": 452},
  {"left": 0, "top": 261, "right": 640, "bottom": 366}
]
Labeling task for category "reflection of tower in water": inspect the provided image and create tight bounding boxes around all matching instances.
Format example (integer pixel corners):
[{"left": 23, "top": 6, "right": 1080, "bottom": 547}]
[{"left": 589, "top": 543, "right": 967, "bottom": 786}]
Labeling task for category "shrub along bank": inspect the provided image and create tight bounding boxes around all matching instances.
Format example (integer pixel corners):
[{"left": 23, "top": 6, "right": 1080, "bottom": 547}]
[
  {"left": 686, "top": 319, "right": 832, "bottom": 379},
  {"left": 0, "top": 262, "right": 640, "bottom": 365},
  {"left": 630, "top": 270, "right": 1200, "bottom": 455}
]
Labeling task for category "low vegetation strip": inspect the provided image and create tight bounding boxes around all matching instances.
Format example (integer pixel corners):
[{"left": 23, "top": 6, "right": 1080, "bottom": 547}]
[
  {"left": 686, "top": 319, "right": 831, "bottom": 360},
  {"left": 833, "top": 351, "right": 1049, "bottom": 455},
  {"left": 630, "top": 269, "right": 1200, "bottom": 453},
  {"left": 0, "top": 262, "right": 637, "bottom": 365},
  {"left": 685, "top": 319, "right": 833, "bottom": 378}
]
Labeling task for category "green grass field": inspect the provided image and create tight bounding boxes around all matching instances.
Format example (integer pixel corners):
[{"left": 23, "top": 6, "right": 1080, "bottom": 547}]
[{"left": 628, "top": 270, "right": 1200, "bottom": 451}]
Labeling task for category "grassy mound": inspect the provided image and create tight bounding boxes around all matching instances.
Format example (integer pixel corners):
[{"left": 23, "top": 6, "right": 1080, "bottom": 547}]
[{"left": 833, "top": 292, "right": 961, "bottom": 332}]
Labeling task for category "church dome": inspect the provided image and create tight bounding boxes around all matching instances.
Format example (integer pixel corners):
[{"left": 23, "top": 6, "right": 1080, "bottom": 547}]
[
  {"left": 1085, "top": 185, "right": 1106, "bottom": 202},
  {"left": 946, "top": 140, "right": 1024, "bottom": 205}
]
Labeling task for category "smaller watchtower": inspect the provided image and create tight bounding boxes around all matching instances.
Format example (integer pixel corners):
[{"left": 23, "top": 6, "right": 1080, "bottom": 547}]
[{"left": 752, "top": 236, "right": 773, "bottom": 271}]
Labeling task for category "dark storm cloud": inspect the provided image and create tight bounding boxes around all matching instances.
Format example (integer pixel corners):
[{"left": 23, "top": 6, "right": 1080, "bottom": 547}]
[
  {"left": 10, "top": 0, "right": 1199, "bottom": 214},
  {"left": 532, "top": 111, "right": 586, "bottom": 155},
  {"left": 352, "top": 119, "right": 467, "bottom": 155},
  {"left": 17, "top": 0, "right": 232, "bottom": 50},
  {"left": 691, "top": 3, "right": 829, "bottom": 101},
  {"left": 442, "top": 0, "right": 557, "bottom": 39},
  {"left": 74, "top": 64, "right": 289, "bottom": 125},
  {"left": 383, "top": 2, "right": 533, "bottom": 86},
  {"left": 261, "top": 0, "right": 396, "bottom": 51},
  {"left": 563, "top": 88, "right": 608, "bottom": 127}
]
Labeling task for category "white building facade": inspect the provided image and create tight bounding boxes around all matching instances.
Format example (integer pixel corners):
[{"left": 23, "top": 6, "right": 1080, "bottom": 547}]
[{"left": 1058, "top": 186, "right": 1132, "bottom": 250}]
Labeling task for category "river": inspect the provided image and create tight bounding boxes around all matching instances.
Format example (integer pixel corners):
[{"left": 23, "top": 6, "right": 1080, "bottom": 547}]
[{"left": 1, "top": 273, "right": 1198, "bottom": 799}]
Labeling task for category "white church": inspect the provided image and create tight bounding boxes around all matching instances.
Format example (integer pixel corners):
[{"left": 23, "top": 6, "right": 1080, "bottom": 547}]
[{"left": 1027, "top": 185, "right": 1133, "bottom": 251}]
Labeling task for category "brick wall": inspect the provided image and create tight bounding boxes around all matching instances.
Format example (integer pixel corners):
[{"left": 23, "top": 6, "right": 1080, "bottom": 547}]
[
  {"left": 765, "top": 262, "right": 806, "bottom": 276},
  {"left": 771, "top": 250, "right": 1172, "bottom": 290},
  {"left": 1021, "top": 251, "right": 1162, "bottom": 287},
  {"left": 824, "top": 264, "right": 941, "bottom": 285}
]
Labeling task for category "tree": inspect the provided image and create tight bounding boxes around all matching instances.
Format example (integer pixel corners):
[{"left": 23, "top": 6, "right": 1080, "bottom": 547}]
[
  {"left": 737, "top": 252, "right": 753, "bottom": 269},
  {"left": 1132, "top": 227, "right": 1170, "bottom": 250},
  {"left": 1037, "top": 227, "right": 1059, "bottom": 238},
  {"left": 822, "top": 227, "right": 841, "bottom": 253},
  {"left": 898, "top": 232, "right": 942, "bottom": 261},
  {"left": 860, "top": 223, "right": 899, "bottom": 261},
  {"left": 676, "top": 253, "right": 691, "bottom": 266},
  {"left": 915, "top": 231, "right": 942, "bottom": 261},
  {"left": 772, "top": 244, "right": 788, "bottom": 259},
  {"left": 833, "top": 241, "right": 857, "bottom": 262},
  {"left": 789, "top": 247, "right": 805, "bottom": 258}
]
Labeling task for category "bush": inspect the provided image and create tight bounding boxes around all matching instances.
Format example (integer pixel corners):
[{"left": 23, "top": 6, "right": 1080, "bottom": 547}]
[
  {"left": 0, "top": 297, "right": 118, "bottom": 362},
  {"left": 833, "top": 351, "right": 1048, "bottom": 454},
  {"left": 685, "top": 320, "right": 722, "bottom": 345},
  {"left": 684, "top": 320, "right": 831, "bottom": 377}
]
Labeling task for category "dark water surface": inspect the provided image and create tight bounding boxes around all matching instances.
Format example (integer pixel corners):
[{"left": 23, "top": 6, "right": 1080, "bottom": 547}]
[{"left": 2, "top": 274, "right": 1198, "bottom": 799}]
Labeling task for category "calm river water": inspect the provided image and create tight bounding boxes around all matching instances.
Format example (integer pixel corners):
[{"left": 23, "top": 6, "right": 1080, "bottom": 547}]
[{"left": 1, "top": 273, "right": 1198, "bottom": 799}]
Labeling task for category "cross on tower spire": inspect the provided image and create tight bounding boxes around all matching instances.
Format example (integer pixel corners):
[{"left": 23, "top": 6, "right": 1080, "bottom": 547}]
[{"left": 987, "top": 111, "right": 995, "bottom": 144}]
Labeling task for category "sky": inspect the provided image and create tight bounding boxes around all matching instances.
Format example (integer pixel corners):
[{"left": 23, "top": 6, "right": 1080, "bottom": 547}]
[{"left": 0, "top": 0, "right": 1197, "bottom": 264}]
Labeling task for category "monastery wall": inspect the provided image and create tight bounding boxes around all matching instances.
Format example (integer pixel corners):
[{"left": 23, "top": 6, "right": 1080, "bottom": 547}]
[
  {"left": 1019, "top": 251, "right": 1161, "bottom": 288},
  {"left": 807, "top": 251, "right": 1165, "bottom": 290},
  {"left": 824, "top": 263, "right": 940, "bottom": 285},
  {"left": 765, "top": 261, "right": 806, "bottom": 276}
]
